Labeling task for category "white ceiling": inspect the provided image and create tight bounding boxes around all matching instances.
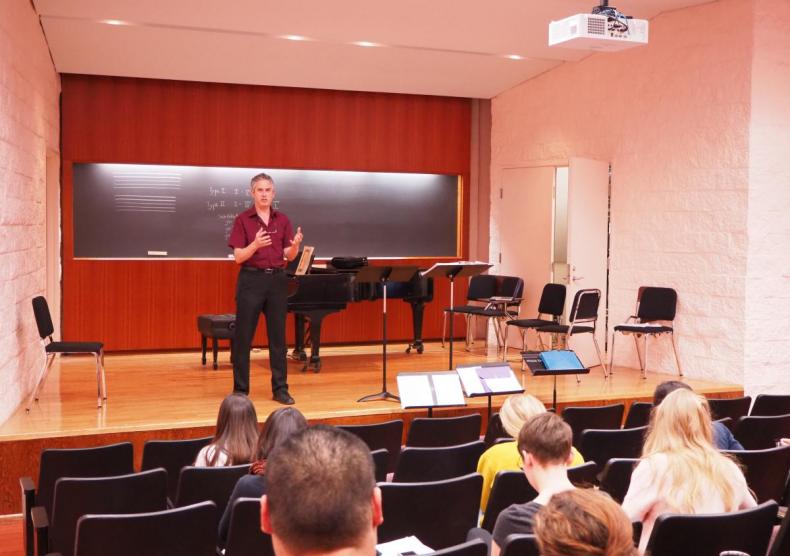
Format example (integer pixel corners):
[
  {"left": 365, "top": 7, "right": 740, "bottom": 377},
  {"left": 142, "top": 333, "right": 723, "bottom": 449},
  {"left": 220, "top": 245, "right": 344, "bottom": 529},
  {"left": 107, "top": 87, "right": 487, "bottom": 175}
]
[{"left": 34, "top": 0, "right": 715, "bottom": 99}]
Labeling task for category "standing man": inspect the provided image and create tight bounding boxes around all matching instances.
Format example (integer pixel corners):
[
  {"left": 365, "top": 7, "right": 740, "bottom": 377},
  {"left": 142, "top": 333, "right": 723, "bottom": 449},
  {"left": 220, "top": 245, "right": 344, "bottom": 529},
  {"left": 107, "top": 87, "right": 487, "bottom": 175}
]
[{"left": 228, "top": 173, "right": 303, "bottom": 404}]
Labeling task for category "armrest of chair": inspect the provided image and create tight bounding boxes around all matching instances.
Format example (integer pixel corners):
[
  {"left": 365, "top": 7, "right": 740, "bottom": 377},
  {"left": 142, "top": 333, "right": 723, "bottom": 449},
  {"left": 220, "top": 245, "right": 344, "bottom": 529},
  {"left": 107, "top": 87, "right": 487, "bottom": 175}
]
[
  {"left": 20, "top": 477, "right": 35, "bottom": 556},
  {"left": 31, "top": 506, "right": 49, "bottom": 556}
]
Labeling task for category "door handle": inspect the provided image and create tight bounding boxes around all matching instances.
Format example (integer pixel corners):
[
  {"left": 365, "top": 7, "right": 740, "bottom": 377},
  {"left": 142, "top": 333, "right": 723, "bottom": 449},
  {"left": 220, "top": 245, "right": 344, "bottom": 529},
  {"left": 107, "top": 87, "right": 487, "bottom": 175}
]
[{"left": 571, "top": 276, "right": 585, "bottom": 282}]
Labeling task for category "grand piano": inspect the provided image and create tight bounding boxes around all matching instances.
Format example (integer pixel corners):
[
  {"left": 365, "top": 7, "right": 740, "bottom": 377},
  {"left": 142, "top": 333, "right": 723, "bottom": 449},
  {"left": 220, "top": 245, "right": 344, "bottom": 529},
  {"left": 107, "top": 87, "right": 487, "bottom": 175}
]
[{"left": 287, "top": 264, "right": 433, "bottom": 372}]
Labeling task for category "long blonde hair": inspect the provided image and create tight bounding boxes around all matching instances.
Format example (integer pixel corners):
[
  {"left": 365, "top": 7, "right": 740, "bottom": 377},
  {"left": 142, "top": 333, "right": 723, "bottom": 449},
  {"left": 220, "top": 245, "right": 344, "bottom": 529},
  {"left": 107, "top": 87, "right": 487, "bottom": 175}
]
[
  {"left": 642, "top": 389, "right": 739, "bottom": 513},
  {"left": 500, "top": 394, "right": 546, "bottom": 438}
]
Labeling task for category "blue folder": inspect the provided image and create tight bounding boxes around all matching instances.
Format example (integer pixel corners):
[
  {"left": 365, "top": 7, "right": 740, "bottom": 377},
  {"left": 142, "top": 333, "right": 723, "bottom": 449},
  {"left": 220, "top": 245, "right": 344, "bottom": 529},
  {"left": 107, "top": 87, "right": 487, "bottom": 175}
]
[{"left": 539, "top": 350, "right": 584, "bottom": 370}]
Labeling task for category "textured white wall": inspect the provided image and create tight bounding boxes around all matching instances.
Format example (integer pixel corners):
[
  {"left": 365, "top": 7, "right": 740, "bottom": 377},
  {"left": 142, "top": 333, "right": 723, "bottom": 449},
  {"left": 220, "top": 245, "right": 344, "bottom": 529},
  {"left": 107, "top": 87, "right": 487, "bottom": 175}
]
[{"left": 0, "top": 1, "right": 60, "bottom": 425}]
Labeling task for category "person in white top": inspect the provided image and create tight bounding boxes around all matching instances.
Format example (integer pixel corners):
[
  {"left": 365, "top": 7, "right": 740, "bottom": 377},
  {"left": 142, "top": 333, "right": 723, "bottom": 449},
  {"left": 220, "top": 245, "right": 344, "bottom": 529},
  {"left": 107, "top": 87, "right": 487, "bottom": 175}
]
[
  {"left": 194, "top": 393, "right": 259, "bottom": 467},
  {"left": 622, "top": 389, "right": 756, "bottom": 553}
]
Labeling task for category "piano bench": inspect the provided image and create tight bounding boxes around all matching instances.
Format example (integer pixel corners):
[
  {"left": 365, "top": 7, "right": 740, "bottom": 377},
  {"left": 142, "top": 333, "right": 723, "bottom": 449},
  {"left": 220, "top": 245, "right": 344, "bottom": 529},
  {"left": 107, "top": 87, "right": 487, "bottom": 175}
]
[{"left": 197, "top": 314, "right": 236, "bottom": 370}]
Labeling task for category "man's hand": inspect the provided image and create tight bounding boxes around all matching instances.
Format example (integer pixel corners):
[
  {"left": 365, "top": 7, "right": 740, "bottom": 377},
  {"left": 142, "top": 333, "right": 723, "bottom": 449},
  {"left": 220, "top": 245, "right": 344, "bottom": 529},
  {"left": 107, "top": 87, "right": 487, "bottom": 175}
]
[
  {"left": 291, "top": 226, "right": 303, "bottom": 247},
  {"left": 252, "top": 227, "right": 272, "bottom": 249}
]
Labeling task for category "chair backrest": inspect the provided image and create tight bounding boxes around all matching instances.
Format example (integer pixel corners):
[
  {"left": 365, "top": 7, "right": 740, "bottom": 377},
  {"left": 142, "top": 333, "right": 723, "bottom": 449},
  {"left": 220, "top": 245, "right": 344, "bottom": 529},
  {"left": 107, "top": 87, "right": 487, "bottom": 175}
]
[
  {"left": 32, "top": 296, "right": 54, "bottom": 339},
  {"left": 561, "top": 403, "right": 625, "bottom": 449},
  {"left": 224, "top": 497, "right": 275, "bottom": 556},
  {"left": 501, "top": 534, "right": 540, "bottom": 556},
  {"left": 708, "top": 396, "right": 752, "bottom": 424},
  {"left": 536, "top": 283, "right": 567, "bottom": 318},
  {"left": 636, "top": 287, "right": 678, "bottom": 322},
  {"left": 393, "top": 441, "right": 485, "bottom": 483},
  {"left": 480, "top": 470, "right": 538, "bottom": 532},
  {"left": 428, "top": 538, "right": 488, "bottom": 556},
  {"left": 579, "top": 426, "right": 647, "bottom": 470},
  {"left": 174, "top": 464, "right": 250, "bottom": 517},
  {"left": 599, "top": 458, "right": 639, "bottom": 504},
  {"left": 644, "top": 500, "right": 778, "bottom": 556},
  {"left": 37, "top": 442, "right": 135, "bottom": 518},
  {"left": 724, "top": 445, "right": 790, "bottom": 503},
  {"left": 768, "top": 504, "right": 790, "bottom": 556},
  {"left": 378, "top": 473, "right": 482, "bottom": 550},
  {"left": 494, "top": 276, "right": 524, "bottom": 299},
  {"left": 74, "top": 501, "right": 218, "bottom": 556},
  {"left": 338, "top": 419, "right": 403, "bottom": 472},
  {"left": 483, "top": 413, "right": 510, "bottom": 448},
  {"left": 141, "top": 436, "right": 212, "bottom": 502},
  {"left": 567, "top": 461, "right": 599, "bottom": 487},
  {"left": 751, "top": 394, "right": 790, "bottom": 417},
  {"left": 568, "top": 289, "right": 600, "bottom": 324},
  {"left": 49, "top": 469, "right": 168, "bottom": 556},
  {"left": 624, "top": 401, "right": 653, "bottom": 429},
  {"left": 467, "top": 275, "right": 498, "bottom": 301},
  {"left": 406, "top": 414, "right": 482, "bottom": 447},
  {"left": 734, "top": 414, "right": 790, "bottom": 450},
  {"left": 370, "top": 448, "right": 389, "bottom": 483}
]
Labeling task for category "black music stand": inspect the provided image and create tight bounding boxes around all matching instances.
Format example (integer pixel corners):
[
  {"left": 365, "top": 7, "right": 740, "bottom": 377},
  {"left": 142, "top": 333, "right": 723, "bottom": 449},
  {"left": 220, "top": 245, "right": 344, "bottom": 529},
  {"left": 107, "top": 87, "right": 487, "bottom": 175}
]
[
  {"left": 522, "top": 351, "right": 590, "bottom": 410},
  {"left": 357, "top": 265, "right": 419, "bottom": 403},
  {"left": 422, "top": 262, "right": 492, "bottom": 370}
]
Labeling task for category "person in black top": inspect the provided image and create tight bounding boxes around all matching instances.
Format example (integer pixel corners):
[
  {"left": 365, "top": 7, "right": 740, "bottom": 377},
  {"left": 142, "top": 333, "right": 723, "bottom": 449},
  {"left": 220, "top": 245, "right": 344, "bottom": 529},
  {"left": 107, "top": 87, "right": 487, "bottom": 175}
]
[{"left": 218, "top": 407, "right": 307, "bottom": 547}]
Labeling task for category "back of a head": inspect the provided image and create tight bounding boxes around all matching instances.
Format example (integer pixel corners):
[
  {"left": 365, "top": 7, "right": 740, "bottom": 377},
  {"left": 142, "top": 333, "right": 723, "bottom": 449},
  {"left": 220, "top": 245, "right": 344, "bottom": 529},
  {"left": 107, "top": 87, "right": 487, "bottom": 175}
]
[
  {"left": 652, "top": 380, "right": 692, "bottom": 407},
  {"left": 534, "top": 489, "right": 637, "bottom": 556},
  {"left": 501, "top": 394, "right": 547, "bottom": 438},
  {"left": 256, "top": 407, "right": 308, "bottom": 461},
  {"left": 213, "top": 393, "right": 259, "bottom": 465},
  {"left": 266, "top": 425, "right": 376, "bottom": 554},
  {"left": 517, "top": 412, "right": 572, "bottom": 466},
  {"left": 644, "top": 388, "right": 714, "bottom": 455}
]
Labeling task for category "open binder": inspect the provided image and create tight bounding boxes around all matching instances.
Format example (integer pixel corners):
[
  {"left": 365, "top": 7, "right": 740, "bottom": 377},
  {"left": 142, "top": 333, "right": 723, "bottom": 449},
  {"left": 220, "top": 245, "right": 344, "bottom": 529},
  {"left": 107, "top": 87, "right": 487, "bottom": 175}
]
[{"left": 396, "top": 371, "right": 467, "bottom": 410}]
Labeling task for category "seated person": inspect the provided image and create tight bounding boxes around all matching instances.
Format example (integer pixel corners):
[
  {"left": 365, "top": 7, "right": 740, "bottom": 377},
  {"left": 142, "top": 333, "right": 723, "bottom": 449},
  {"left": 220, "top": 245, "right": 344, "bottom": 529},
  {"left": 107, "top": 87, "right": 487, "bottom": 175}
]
[
  {"left": 477, "top": 394, "right": 584, "bottom": 511},
  {"left": 652, "top": 381, "right": 744, "bottom": 450},
  {"left": 534, "top": 488, "right": 638, "bottom": 556},
  {"left": 195, "top": 393, "right": 259, "bottom": 467},
  {"left": 622, "top": 388, "right": 756, "bottom": 553},
  {"left": 261, "top": 425, "right": 383, "bottom": 556},
  {"left": 218, "top": 407, "right": 307, "bottom": 546},
  {"left": 491, "top": 412, "right": 577, "bottom": 556}
]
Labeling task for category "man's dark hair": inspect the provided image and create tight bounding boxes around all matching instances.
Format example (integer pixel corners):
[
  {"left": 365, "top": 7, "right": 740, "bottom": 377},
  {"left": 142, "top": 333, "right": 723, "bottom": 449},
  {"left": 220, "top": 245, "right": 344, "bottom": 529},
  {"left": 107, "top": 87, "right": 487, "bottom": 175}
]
[
  {"left": 250, "top": 172, "right": 274, "bottom": 188},
  {"left": 517, "top": 412, "right": 572, "bottom": 465},
  {"left": 652, "top": 380, "right": 692, "bottom": 407},
  {"left": 265, "top": 425, "right": 375, "bottom": 553}
]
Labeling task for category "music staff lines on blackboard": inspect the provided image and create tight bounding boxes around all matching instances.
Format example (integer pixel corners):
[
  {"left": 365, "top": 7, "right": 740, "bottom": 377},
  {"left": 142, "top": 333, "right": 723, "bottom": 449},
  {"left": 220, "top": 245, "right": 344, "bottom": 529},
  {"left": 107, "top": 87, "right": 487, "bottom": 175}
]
[{"left": 115, "top": 194, "right": 176, "bottom": 213}]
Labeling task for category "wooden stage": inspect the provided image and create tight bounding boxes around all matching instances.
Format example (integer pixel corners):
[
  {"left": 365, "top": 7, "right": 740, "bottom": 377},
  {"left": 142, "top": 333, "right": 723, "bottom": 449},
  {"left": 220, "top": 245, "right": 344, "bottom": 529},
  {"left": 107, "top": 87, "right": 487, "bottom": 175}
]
[{"left": 0, "top": 341, "right": 742, "bottom": 515}]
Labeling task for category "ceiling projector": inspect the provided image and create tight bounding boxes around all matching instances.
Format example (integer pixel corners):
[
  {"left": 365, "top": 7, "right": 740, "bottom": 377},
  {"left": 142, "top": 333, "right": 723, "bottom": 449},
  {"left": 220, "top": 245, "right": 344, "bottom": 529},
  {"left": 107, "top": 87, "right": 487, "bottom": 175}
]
[{"left": 549, "top": 1, "right": 648, "bottom": 51}]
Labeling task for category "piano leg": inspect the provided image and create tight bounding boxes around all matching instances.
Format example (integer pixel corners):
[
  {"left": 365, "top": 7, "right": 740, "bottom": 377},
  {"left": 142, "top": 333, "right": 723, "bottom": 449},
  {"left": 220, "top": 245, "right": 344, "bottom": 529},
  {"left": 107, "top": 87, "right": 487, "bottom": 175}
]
[
  {"left": 305, "top": 315, "right": 324, "bottom": 373},
  {"left": 291, "top": 314, "right": 308, "bottom": 362},
  {"left": 405, "top": 300, "right": 426, "bottom": 354}
]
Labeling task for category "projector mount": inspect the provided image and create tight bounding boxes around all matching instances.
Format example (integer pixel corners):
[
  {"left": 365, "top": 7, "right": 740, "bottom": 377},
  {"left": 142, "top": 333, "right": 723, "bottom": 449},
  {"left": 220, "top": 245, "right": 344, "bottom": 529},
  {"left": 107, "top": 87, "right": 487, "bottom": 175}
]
[{"left": 591, "top": 0, "right": 631, "bottom": 32}]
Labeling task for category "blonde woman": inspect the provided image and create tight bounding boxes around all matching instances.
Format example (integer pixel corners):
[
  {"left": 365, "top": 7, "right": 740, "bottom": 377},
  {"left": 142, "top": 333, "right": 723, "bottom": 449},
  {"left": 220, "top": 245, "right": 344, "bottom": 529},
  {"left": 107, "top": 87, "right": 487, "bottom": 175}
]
[
  {"left": 477, "top": 394, "right": 584, "bottom": 512},
  {"left": 622, "top": 388, "right": 756, "bottom": 553}
]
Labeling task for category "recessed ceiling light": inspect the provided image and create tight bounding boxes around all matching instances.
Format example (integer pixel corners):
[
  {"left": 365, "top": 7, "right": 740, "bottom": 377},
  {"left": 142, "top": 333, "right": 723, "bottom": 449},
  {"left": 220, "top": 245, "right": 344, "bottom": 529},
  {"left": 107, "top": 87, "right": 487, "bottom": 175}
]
[
  {"left": 353, "top": 41, "right": 382, "bottom": 48},
  {"left": 282, "top": 35, "right": 308, "bottom": 41},
  {"left": 506, "top": 54, "right": 524, "bottom": 60},
  {"left": 101, "top": 19, "right": 129, "bottom": 26}
]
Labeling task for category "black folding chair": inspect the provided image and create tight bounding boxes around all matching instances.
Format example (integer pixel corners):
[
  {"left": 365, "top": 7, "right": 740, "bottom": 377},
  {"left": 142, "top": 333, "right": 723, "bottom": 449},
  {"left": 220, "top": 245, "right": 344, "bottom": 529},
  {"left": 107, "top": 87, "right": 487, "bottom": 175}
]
[
  {"left": 481, "top": 471, "right": 537, "bottom": 532},
  {"left": 338, "top": 419, "right": 403, "bottom": 473},
  {"left": 599, "top": 458, "right": 638, "bottom": 503},
  {"left": 624, "top": 401, "right": 653, "bottom": 429},
  {"left": 609, "top": 286, "right": 682, "bottom": 378},
  {"left": 406, "top": 414, "right": 482, "bottom": 447},
  {"left": 567, "top": 461, "right": 599, "bottom": 487},
  {"left": 751, "top": 394, "right": 790, "bottom": 417},
  {"left": 500, "top": 534, "right": 540, "bottom": 556},
  {"left": 644, "top": 501, "right": 777, "bottom": 556},
  {"left": 723, "top": 445, "right": 790, "bottom": 503},
  {"left": 20, "top": 442, "right": 134, "bottom": 556},
  {"left": 428, "top": 538, "right": 487, "bottom": 556},
  {"left": 378, "top": 473, "right": 482, "bottom": 550},
  {"left": 561, "top": 403, "right": 625, "bottom": 449},
  {"left": 72, "top": 501, "right": 218, "bottom": 556},
  {"left": 483, "top": 412, "right": 511, "bottom": 448},
  {"left": 505, "top": 283, "right": 566, "bottom": 355},
  {"left": 371, "top": 448, "right": 389, "bottom": 483},
  {"left": 224, "top": 497, "right": 275, "bottom": 556},
  {"left": 768, "top": 505, "right": 790, "bottom": 556},
  {"left": 442, "top": 275, "right": 498, "bottom": 348},
  {"left": 734, "top": 414, "right": 790, "bottom": 449},
  {"left": 174, "top": 464, "right": 250, "bottom": 517},
  {"left": 708, "top": 396, "right": 752, "bottom": 426},
  {"left": 579, "top": 426, "right": 647, "bottom": 473},
  {"left": 141, "top": 436, "right": 212, "bottom": 503},
  {"left": 394, "top": 441, "right": 485, "bottom": 483},
  {"left": 537, "top": 288, "right": 608, "bottom": 377},
  {"left": 28, "top": 296, "right": 106, "bottom": 410}
]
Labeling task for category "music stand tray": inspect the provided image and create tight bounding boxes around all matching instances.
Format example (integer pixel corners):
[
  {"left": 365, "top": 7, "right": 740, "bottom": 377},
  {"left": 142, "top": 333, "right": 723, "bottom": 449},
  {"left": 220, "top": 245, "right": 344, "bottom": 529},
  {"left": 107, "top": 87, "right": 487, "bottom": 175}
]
[{"left": 522, "top": 351, "right": 590, "bottom": 410}]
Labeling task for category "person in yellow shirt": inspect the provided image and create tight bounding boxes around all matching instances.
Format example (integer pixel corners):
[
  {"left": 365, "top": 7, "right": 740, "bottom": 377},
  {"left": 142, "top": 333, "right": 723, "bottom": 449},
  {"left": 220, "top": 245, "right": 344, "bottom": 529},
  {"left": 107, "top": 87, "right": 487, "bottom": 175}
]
[{"left": 477, "top": 394, "right": 584, "bottom": 512}]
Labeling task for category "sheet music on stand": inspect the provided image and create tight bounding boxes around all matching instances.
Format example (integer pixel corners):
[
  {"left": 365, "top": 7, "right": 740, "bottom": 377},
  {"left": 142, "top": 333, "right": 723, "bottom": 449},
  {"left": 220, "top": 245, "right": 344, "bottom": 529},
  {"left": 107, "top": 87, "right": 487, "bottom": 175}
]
[
  {"left": 456, "top": 362, "right": 524, "bottom": 397},
  {"left": 396, "top": 371, "right": 467, "bottom": 410}
]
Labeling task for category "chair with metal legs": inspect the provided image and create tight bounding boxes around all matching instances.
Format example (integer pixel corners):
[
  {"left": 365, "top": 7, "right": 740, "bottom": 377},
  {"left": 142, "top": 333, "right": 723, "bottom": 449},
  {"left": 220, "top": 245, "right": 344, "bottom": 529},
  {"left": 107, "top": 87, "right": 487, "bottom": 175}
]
[
  {"left": 609, "top": 286, "right": 682, "bottom": 379},
  {"left": 442, "top": 275, "right": 497, "bottom": 348},
  {"left": 504, "top": 283, "right": 566, "bottom": 361},
  {"left": 535, "top": 288, "right": 608, "bottom": 378},
  {"left": 28, "top": 296, "right": 106, "bottom": 411}
]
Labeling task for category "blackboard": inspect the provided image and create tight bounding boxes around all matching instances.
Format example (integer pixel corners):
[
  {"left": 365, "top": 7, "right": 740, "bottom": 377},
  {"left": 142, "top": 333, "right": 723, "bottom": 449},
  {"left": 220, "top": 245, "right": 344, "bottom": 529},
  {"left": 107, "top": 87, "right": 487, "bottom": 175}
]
[{"left": 72, "top": 163, "right": 460, "bottom": 259}]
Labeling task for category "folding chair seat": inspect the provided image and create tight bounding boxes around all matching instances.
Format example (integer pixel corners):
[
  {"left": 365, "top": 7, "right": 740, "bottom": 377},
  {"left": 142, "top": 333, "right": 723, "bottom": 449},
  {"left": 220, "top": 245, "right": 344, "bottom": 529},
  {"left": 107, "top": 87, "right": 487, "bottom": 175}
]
[
  {"left": 723, "top": 445, "right": 790, "bottom": 503},
  {"left": 561, "top": 403, "right": 625, "bottom": 449},
  {"left": 481, "top": 470, "right": 538, "bottom": 532},
  {"left": 394, "top": 441, "right": 485, "bottom": 483},
  {"left": 174, "top": 464, "right": 250, "bottom": 517},
  {"left": 428, "top": 538, "right": 487, "bottom": 556},
  {"left": 750, "top": 394, "right": 790, "bottom": 417},
  {"left": 28, "top": 296, "right": 106, "bottom": 410},
  {"left": 31, "top": 469, "right": 167, "bottom": 556},
  {"left": 599, "top": 458, "right": 638, "bottom": 503},
  {"left": 338, "top": 419, "right": 403, "bottom": 472},
  {"left": 20, "top": 442, "right": 134, "bottom": 556},
  {"left": 500, "top": 534, "right": 540, "bottom": 556},
  {"left": 536, "top": 288, "right": 608, "bottom": 377},
  {"left": 609, "top": 286, "right": 682, "bottom": 378},
  {"left": 734, "top": 414, "right": 790, "bottom": 450},
  {"left": 378, "top": 473, "right": 482, "bottom": 550},
  {"left": 708, "top": 396, "right": 752, "bottom": 426},
  {"left": 224, "top": 497, "right": 275, "bottom": 556},
  {"left": 72, "top": 501, "right": 218, "bottom": 556},
  {"left": 141, "top": 436, "right": 212, "bottom": 503},
  {"left": 644, "top": 500, "right": 777, "bottom": 556},
  {"left": 579, "top": 426, "right": 647, "bottom": 473},
  {"left": 505, "top": 283, "right": 566, "bottom": 356},
  {"left": 624, "top": 401, "right": 653, "bottom": 429},
  {"left": 406, "top": 414, "right": 482, "bottom": 447}
]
